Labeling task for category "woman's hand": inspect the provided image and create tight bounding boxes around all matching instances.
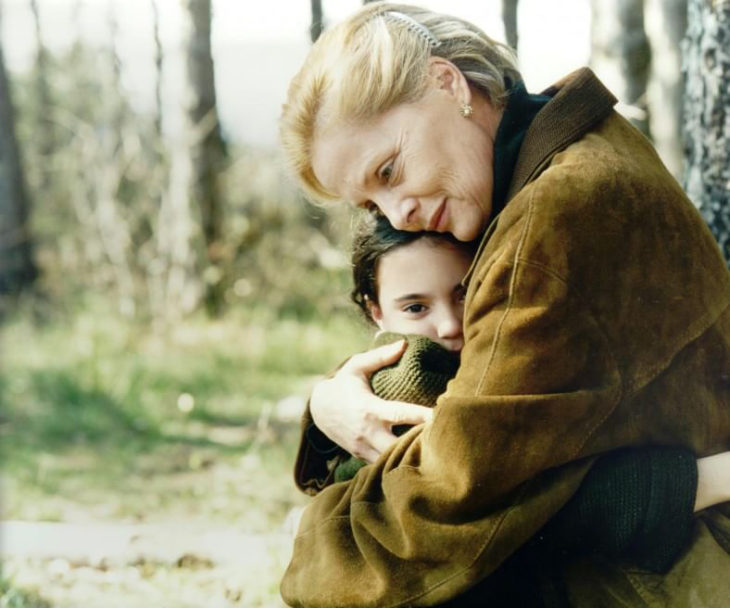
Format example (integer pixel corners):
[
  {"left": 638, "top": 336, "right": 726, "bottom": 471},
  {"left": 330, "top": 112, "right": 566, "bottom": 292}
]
[
  {"left": 310, "top": 339, "right": 434, "bottom": 463},
  {"left": 695, "top": 451, "right": 730, "bottom": 512},
  {"left": 284, "top": 505, "right": 307, "bottom": 539}
]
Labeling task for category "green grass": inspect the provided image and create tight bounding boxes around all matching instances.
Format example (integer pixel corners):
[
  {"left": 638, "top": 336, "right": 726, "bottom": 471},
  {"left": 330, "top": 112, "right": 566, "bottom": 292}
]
[
  {"left": 1, "top": 305, "right": 369, "bottom": 525},
  {"left": 1, "top": 302, "right": 371, "bottom": 605},
  {"left": 0, "top": 578, "right": 51, "bottom": 608}
]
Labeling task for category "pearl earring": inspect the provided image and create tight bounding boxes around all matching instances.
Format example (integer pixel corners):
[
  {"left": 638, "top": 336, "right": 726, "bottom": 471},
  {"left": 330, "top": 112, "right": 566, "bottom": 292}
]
[{"left": 459, "top": 103, "right": 473, "bottom": 118}]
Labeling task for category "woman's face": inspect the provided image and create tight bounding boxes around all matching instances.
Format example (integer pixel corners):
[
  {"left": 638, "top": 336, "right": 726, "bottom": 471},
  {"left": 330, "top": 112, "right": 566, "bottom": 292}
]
[
  {"left": 311, "top": 60, "right": 500, "bottom": 242},
  {"left": 369, "top": 238, "right": 470, "bottom": 352}
]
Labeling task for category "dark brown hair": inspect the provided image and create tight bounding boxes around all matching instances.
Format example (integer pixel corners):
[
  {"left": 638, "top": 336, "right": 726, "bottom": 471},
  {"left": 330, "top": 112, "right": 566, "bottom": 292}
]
[{"left": 350, "top": 213, "right": 477, "bottom": 324}]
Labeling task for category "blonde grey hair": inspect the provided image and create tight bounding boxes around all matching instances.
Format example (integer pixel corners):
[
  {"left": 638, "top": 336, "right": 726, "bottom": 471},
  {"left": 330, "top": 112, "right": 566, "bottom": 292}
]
[{"left": 280, "top": 1, "right": 521, "bottom": 204}]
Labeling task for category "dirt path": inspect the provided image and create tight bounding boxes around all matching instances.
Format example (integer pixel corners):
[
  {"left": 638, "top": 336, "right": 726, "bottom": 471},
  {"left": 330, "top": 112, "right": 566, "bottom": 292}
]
[{"left": 2, "top": 520, "right": 295, "bottom": 607}]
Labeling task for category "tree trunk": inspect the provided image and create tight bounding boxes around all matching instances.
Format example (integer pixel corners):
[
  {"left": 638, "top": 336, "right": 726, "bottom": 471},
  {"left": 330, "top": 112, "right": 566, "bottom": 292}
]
[
  {"left": 683, "top": 0, "right": 730, "bottom": 263},
  {"left": 157, "top": 132, "right": 198, "bottom": 320},
  {"left": 29, "top": 0, "right": 56, "bottom": 193},
  {"left": 181, "top": 0, "right": 227, "bottom": 317},
  {"left": 502, "top": 0, "right": 519, "bottom": 51},
  {"left": 311, "top": 0, "right": 323, "bottom": 43},
  {"left": 590, "top": 0, "right": 652, "bottom": 134},
  {"left": 644, "top": 0, "right": 687, "bottom": 180},
  {"left": 0, "top": 6, "right": 38, "bottom": 298},
  {"left": 150, "top": 0, "right": 163, "bottom": 138}
]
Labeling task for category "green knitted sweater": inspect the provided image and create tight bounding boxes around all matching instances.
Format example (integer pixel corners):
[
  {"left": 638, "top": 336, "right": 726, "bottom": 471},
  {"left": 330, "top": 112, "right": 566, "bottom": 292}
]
[{"left": 334, "top": 332, "right": 459, "bottom": 482}]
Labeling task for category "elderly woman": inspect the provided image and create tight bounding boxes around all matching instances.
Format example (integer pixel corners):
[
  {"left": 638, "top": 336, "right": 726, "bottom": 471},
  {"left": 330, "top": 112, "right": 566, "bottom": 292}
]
[{"left": 279, "top": 3, "right": 730, "bottom": 606}]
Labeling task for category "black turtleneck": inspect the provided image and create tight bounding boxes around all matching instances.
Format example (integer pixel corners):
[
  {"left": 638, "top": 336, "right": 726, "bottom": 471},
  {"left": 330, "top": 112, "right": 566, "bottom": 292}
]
[{"left": 490, "top": 80, "right": 550, "bottom": 220}]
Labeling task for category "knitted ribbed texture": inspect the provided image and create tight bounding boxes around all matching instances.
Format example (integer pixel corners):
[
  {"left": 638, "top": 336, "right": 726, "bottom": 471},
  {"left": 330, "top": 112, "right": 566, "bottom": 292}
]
[
  {"left": 530, "top": 447, "right": 698, "bottom": 574},
  {"left": 370, "top": 332, "right": 460, "bottom": 405},
  {"left": 335, "top": 333, "right": 459, "bottom": 483}
]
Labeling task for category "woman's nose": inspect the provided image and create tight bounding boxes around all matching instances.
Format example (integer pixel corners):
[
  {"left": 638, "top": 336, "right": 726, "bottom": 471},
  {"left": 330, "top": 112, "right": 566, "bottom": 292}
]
[{"left": 381, "top": 193, "right": 419, "bottom": 231}]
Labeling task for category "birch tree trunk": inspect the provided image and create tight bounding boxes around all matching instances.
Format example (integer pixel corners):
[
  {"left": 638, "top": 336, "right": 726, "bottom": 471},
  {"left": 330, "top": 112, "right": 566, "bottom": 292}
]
[
  {"left": 645, "top": 0, "right": 687, "bottom": 180},
  {"left": 29, "top": 0, "right": 55, "bottom": 193},
  {"left": 311, "top": 0, "right": 323, "bottom": 43},
  {"left": 502, "top": 0, "right": 519, "bottom": 51},
  {"left": 683, "top": 0, "right": 730, "bottom": 262},
  {"left": 182, "top": 0, "right": 226, "bottom": 317},
  {"left": 590, "top": 0, "right": 652, "bottom": 134},
  {"left": 0, "top": 7, "right": 38, "bottom": 298},
  {"left": 155, "top": 3, "right": 199, "bottom": 320},
  {"left": 99, "top": 5, "right": 136, "bottom": 317},
  {"left": 150, "top": 0, "right": 163, "bottom": 138}
]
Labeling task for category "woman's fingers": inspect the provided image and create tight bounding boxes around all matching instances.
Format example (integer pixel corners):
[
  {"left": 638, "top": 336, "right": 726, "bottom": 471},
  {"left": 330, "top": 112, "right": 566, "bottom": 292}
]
[
  {"left": 695, "top": 451, "right": 730, "bottom": 512},
  {"left": 364, "top": 427, "right": 399, "bottom": 463},
  {"left": 355, "top": 435, "right": 388, "bottom": 464},
  {"left": 342, "top": 339, "right": 407, "bottom": 377},
  {"left": 356, "top": 399, "right": 434, "bottom": 463},
  {"left": 308, "top": 340, "right": 430, "bottom": 465},
  {"left": 378, "top": 399, "right": 434, "bottom": 427}
]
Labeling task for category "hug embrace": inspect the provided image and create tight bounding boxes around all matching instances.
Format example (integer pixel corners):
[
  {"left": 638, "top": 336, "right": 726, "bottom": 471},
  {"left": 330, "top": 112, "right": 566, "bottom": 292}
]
[{"left": 279, "top": 3, "right": 730, "bottom": 607}]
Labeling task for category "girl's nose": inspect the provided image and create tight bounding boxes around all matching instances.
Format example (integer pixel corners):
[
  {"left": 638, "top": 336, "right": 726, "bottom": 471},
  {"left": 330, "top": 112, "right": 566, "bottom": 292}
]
[{"left": 437, "top": 308, "right": 463, "bottom": 339}]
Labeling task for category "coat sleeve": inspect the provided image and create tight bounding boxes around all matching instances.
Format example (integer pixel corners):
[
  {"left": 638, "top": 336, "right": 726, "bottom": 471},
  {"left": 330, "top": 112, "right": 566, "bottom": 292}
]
[{"left": 281, "top": 252, "right": 625, "bottom": 607}]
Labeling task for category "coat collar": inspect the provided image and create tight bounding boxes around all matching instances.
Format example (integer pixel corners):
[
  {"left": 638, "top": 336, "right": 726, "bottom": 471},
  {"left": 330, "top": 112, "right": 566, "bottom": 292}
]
[
  {"left": 463, "top": 68, "right": 618, "bottom": 286},
  {"left": 490, "top": 80, "right": 550, "bottom": 218},
  {"left": 508, "top": 67, "right": 618, "bottom": 200}
]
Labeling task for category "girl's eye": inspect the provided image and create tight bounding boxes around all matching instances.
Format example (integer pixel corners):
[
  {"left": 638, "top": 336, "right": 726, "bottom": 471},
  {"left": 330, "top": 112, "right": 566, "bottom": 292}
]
[{"left": 403, "top": 303, "right": 427, "bottom": 314}]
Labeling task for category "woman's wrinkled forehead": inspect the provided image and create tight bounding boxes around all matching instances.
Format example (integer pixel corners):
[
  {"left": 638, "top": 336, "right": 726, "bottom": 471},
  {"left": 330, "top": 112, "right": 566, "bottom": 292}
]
[{"left": 311, "top": 111, "right": 394, "bottom": 203}]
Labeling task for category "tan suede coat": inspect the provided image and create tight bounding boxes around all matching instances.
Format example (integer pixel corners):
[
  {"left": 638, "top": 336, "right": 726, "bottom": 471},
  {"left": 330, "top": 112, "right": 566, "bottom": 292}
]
[{"left": 280, "top": 69, "right": 730, "bottom": 607}]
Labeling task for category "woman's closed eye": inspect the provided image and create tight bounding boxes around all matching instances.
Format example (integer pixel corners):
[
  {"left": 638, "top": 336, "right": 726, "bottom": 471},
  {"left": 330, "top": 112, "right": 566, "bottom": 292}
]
[{"left": 378, "top": 158, "right": 395, "bottom": 183}]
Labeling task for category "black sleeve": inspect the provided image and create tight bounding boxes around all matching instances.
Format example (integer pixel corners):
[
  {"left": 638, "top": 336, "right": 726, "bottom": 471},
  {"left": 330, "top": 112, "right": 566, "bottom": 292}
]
[
  {"left": 293, "top": 405, "right": 348, "bottom": 495},
  {"left": 527, "top": 446, "right": 698, "bottom": 573},
  {"left": 304, "top": 421, "right": 340, "bottom": 456}
]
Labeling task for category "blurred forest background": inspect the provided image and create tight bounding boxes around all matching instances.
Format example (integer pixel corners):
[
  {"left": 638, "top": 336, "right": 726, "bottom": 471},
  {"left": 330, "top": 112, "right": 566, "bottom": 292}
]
[{"left": 1, "top": 0, "right": 728, "bottom": 606}]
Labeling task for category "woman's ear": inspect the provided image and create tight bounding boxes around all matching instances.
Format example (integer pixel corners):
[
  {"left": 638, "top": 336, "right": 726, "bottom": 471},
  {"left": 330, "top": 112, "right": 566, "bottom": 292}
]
[
  {"left": 427, "top": 57, "right": 471, "bottom": 104},
  {"left": 368, "top": 299, "right": 385, "bottom": 330}
]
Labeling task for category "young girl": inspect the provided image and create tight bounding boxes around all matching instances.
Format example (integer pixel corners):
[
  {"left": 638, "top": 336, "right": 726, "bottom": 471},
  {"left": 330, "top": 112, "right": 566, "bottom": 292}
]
[
  {"left": 293, "top": 214, "right": 730, "bottom": 586},
  {"left": 349, "top": 214, "right": 475, "bottom": 354},
  {"left": 330, "top": 216, "right": 475, "bottom": 480}
]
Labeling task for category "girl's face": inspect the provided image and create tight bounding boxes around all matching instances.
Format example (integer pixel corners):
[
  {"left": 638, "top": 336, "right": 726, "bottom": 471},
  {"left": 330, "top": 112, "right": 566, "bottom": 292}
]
[{"left": 369, "top": 239, "right": 471, "bottom": 352}]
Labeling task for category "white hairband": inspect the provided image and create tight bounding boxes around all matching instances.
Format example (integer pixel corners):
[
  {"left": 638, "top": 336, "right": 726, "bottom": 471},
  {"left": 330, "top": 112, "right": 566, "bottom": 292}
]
[{"left": 382, "top": 11, "right": 441, "bottom": 49}]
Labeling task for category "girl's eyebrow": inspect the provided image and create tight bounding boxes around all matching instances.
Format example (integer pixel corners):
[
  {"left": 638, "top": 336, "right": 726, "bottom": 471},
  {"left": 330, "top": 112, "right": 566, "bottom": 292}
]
[{"left": 393, "top": 293, "right": 427, "bottom": 302}]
